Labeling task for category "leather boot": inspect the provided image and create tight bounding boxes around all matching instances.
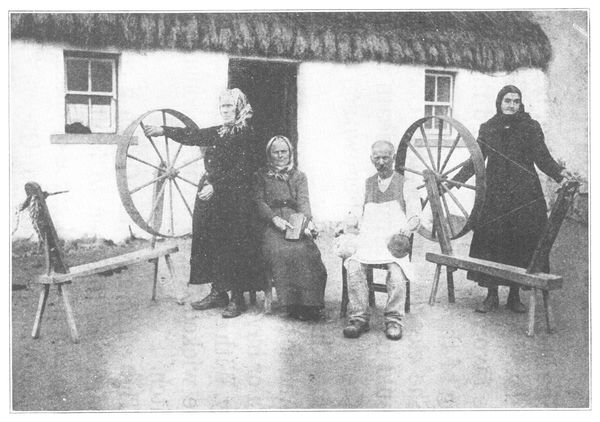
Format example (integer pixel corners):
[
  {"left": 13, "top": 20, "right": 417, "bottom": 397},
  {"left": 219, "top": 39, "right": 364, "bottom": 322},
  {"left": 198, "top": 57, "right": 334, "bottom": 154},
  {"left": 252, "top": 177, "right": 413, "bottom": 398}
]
[
  {"left": 507, "top": 287, "right": 527, "bottom": 313},
  {"left": 385, "top": 321, "right": 403, "bottom": 340},
  {"left": 475, "top": 288, "right": 499, "bottom": 313},
  {"left": 343, "top": 319, "right": 370, "bottom": 338},
  {"left": 222, "top": 291, "right": 246, "bottom": 318},
  {"left": 190, "top": 289, "right": 229, "bottom": 310}
]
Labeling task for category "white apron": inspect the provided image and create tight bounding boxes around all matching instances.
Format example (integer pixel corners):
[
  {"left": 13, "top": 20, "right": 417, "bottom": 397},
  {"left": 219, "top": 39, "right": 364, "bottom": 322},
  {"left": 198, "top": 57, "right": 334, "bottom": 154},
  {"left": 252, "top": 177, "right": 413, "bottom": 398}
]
[{"left": 345, "top": 200, "right": 414, "bottom": 281}]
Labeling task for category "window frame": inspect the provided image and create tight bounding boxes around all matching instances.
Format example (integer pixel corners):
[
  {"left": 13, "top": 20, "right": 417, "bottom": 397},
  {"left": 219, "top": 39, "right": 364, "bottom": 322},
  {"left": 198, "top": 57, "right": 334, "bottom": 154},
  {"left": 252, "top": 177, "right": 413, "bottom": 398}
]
[
  {"left": 423, "top": 70, "right": 456, "bottom": 137},
  {"left": 63, "top": 51, "right": 119, "bottom": 134}
]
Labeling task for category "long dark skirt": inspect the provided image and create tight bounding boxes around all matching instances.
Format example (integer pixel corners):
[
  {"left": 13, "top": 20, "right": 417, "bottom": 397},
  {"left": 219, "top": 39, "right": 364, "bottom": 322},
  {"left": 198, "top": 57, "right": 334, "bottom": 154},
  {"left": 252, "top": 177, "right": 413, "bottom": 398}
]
[
  {"left": 189, "top": 189, "right": 264, "bottom": 292},
  {"left": 467, "top": 200, "right": 549, "bottom": 288},
  {"left": 262, "top": 226, "right": 327, "bottom": 307}
]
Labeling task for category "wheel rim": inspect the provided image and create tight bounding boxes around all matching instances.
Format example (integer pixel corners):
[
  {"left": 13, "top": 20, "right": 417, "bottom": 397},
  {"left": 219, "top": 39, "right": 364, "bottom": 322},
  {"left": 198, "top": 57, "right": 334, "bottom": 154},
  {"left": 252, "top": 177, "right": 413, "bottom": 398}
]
[
  {"left": 116, "top": 109, "right": 203, "bottom": 238},
  {"left": 395, "top": 115, "right": 486, "bottom": 241}
]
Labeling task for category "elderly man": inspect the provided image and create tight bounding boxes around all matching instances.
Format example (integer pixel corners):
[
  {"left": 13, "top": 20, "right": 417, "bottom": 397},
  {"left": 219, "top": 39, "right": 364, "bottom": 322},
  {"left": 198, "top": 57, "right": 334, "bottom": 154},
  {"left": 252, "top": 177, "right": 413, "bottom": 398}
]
[{"left": 343, "top": 140, "right": 421, "bottom": 341}]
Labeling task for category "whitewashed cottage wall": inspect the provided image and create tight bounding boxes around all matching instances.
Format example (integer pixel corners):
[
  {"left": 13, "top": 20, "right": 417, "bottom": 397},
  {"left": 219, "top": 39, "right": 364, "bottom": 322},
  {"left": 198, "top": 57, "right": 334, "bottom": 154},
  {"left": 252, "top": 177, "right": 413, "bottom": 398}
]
[
  {"left": 11, "top": 39, "right": 228, "bottom": 240},
  {"left": 297, "top": 61, "right": 547, "bottom": 221},
  {"left": 11, "top": 38, "right": 549, "bottom": 239}
]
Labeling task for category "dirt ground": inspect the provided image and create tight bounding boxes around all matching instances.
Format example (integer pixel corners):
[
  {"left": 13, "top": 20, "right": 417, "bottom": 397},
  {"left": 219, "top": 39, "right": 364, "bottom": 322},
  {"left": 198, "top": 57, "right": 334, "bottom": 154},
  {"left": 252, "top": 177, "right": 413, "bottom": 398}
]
[{"left": 11, "top": 220, "right": 589, "bottom": 410}]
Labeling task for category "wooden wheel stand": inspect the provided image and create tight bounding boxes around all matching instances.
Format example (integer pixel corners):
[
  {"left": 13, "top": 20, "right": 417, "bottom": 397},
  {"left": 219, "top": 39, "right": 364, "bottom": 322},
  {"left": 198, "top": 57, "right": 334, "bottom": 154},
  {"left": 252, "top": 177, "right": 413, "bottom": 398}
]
[
  {"left": 391, "top": 115, "right": 579, "bottom": 336},
  {"left": 425, "top": 179, "right": 579, "bottom": 336},
  {"left": 28, "top": 182, "right": 179, "bottom": 343}
]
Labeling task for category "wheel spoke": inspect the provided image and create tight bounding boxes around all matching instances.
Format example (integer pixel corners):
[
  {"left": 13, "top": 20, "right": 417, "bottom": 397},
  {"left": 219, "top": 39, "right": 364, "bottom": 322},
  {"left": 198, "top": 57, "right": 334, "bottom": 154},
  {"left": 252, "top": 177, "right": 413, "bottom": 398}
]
[
  {"left": 396, "top": 165, "right": 423, "bottom": 176},
  {"left": 440, "top": 133, "right": 461, "bottom": 174},
  {"left": 139, "top": 122, "right": 166, "bottom": 166},
  {"left": 441, "top": 183, "right": 470, "bottom": 219},
  {"left": 418, "top": 177, "right": 475, "bottom": 191},
  {"left": 419, "top": 125, "right": 437, "bottom": 171},
  {"left": 171, "top": 143, "right": 184, "bottom": 168},
  {"left": 175, "top": 174, "right": 200, "bottom": 189},
  {"left": 174, "top": 155, "right": 203, "bottom": 171},
  {"left": 172, "top": 179, "right": 193, "bottom": 219},
  {"left": 129, "top": 172, "right": 170, "bottom": 195},
  {"left": 168, "top": 179, "right": 174, "bottom": 236},
  {"left": 406, "top": 141, "right": 434, "bottom": 172},
  {"left": 437, "top": 120, "right": 444, "bottom": 171},
  {"left": 127, "top": 154, "right": 165, "bottom": 173},
  {"left": 440, "top": 189, "right": 457, "bottom": 237},
  {"left": 443, "top": 179, "right": 477, "bottom": 190},
  {"left": 146, "top": 180, "right": 168, "bottom": 227},
  {"left": 441, "top": 158, "right": 471, "bottom": 178},
  {"left": 162, "top": 111, "right": 171, "bottom": 167}
]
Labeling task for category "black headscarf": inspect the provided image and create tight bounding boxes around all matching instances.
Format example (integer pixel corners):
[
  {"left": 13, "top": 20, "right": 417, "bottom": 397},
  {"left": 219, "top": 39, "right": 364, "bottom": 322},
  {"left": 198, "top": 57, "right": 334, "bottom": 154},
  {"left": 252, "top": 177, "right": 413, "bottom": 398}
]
[
  {"left": 488, "top": 85, "right": 531, "bottom": 129},
  {"left": 495, "top": 85, "right": 526, "bottom": 115}
]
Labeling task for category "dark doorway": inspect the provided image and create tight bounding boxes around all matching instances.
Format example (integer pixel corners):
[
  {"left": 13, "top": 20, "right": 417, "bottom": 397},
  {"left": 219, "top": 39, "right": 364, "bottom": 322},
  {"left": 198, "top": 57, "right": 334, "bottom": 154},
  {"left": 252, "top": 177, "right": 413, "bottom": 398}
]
[{"left": 228, "top": 58, "right": 298, "bottom": 168}]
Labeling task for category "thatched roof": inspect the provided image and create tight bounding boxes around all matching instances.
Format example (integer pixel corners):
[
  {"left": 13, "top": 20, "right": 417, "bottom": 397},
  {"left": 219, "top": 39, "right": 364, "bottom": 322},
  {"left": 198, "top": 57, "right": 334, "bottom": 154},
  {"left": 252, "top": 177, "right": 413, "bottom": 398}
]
[{"left": 10, "top": 12, "right": 551, "bottom": 73}]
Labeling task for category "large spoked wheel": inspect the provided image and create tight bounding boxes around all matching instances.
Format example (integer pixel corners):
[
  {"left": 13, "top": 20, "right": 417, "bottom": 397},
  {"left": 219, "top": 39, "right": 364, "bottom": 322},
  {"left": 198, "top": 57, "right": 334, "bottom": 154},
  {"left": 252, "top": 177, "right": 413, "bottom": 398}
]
[
  {"left": 395, "top": 115, "right": 486, "bottom": 241},
  {"left": 116, "top": 109, "right": 204, "bottom": 238}
]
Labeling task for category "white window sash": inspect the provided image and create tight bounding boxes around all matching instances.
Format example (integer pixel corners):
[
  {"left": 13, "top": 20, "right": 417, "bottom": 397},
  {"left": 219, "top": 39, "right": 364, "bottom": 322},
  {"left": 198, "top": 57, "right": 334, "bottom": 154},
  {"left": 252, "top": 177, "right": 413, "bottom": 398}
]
[
  {"left": 424, "top": 71, "right": 455, "bottom": 136},
  {"left": 65, "top": 56, "right": 117, "bottom": 133}
]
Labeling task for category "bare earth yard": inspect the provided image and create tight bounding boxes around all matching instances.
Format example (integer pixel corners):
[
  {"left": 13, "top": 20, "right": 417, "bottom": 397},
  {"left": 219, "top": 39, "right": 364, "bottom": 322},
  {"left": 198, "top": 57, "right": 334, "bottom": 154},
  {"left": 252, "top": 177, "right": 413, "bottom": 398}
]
[{"left": 11, "top": 220, "right": 588, "bottom": 410}]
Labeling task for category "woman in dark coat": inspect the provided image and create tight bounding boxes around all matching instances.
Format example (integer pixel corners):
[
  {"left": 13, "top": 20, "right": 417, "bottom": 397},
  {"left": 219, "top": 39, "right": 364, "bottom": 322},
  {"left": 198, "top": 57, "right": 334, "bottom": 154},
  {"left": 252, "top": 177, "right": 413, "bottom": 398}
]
[
  {"left": 453, "top": 85, "right": 573, "bottom": 313},
  {"left": 144, "top": 88, "right": 263, "bottom": 318},
  {"left": 254, "top": 136, "right": 327, "bottom": 321}
]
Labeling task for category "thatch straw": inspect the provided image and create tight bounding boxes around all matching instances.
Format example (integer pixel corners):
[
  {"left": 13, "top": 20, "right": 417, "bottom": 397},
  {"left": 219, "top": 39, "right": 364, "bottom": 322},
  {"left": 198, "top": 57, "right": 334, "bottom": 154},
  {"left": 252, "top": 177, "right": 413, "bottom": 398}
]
[{"left": 10, "top": 11, "right": 551, "bottom": 73}]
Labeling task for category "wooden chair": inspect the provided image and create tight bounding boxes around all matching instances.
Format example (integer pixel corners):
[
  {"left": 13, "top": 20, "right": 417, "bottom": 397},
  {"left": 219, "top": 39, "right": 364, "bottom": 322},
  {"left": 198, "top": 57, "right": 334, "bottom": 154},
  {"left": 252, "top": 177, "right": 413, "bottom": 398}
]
[
  {"left": 426, "top": 181, "right": 579, "bottom": 336},
  {"left": 24, "top": 182, "right": 179, "bottom": 343},
  {"left": 340, "top": 234, "right": 413, "bottom": 317},
  {"left": 249, "top": 271, "right": 274, "bottom": 314}
]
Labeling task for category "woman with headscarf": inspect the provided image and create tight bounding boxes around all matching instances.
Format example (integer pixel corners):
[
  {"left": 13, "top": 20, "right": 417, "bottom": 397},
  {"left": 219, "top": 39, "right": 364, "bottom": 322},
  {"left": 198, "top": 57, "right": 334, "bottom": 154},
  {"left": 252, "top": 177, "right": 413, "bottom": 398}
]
[
  {"left": 453, "top": 85, "right": 573, "bottom": 313},
  {"left": 254, "top": 136, "right": 327, "bottom": 321},
  {"left": 144, "top": 88, "right": 263, "bottom": 318}
]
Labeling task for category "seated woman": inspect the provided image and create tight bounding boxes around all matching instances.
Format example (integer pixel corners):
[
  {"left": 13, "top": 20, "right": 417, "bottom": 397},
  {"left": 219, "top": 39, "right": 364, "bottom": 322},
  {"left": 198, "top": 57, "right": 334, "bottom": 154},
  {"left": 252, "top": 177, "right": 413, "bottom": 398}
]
[{"left": 254, "top": 136, "right": 327, "bottom": 321}]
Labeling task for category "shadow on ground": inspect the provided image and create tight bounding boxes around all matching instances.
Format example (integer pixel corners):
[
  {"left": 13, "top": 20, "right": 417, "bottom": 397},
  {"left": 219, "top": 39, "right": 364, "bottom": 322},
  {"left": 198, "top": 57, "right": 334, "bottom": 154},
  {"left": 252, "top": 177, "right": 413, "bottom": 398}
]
[{"left": 11, "top": 220, "right": 589, "bottom": 410}]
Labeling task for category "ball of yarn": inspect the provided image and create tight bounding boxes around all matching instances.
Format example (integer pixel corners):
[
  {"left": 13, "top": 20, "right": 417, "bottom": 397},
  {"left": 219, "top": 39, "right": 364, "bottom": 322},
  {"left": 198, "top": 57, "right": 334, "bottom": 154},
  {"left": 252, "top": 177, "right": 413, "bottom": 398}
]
[{"left": 387, "top": 233, "right": 411, "bottom": 259}]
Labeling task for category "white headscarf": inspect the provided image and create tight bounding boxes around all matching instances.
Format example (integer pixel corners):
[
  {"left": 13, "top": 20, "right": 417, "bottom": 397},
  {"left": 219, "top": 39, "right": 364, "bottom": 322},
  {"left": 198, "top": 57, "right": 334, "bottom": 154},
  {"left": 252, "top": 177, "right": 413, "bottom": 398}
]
[
  {"left": 217, "top": 88, "right": 254, "bottom": 137},
  {"left": 265, "top": 135, "right": 295, "bottom": 181}
]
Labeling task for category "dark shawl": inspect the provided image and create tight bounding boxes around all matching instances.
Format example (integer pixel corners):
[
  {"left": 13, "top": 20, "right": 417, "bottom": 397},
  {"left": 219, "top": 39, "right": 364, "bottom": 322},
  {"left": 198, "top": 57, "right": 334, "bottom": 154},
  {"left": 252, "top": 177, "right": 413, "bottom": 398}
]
[{"left": 453, "top": 89, "right": 563, "bottom": 286}]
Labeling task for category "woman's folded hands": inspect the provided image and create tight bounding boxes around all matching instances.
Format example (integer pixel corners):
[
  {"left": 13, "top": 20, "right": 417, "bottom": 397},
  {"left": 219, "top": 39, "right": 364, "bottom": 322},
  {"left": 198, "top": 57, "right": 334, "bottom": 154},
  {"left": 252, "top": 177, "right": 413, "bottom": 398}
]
[{"left": 272, "top": 216, "right": 293, "bottom": 231}]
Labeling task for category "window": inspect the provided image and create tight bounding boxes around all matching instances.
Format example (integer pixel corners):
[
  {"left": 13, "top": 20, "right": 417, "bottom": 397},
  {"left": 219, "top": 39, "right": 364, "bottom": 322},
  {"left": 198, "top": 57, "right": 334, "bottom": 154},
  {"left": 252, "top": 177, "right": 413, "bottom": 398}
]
[
  {"left": 424, "top": 71, "right": 454, "bottom": 135},
  {"left": 64, "top": 52, "right": 118, "bottom": 134}
]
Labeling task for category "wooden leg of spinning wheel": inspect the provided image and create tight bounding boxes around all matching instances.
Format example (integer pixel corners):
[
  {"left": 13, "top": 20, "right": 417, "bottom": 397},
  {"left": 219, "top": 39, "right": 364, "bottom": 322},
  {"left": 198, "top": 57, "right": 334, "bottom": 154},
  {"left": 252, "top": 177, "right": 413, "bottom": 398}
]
[
  {"left": 151, "top": 258, "right": 159, "bottom": 301},
  {"left": 429, "top": 264, "right": 442, "bottom": 306},
  {"left": 58, "top": 283, "right": 79, "bottom": 343},
  {"left": 163, "top": 254, "right": 175, "bottom": 279},
  {"left": 264, "top": 289, "right": 273, "bottom": 315},
  {"left": 164, "top": 254, "right": 184, "bottom": 305},
  {"left": 264, "top": 270, "right": 273, "bottom": 314},
  {"left": 446, "top": 268, "right": 455, "bottom": 303},
  {"left": 542, "top": 290, "right": 555, "bottom": 334},
  {"left": 32, "top": 284, "right": 50, "bottom": 339},
  {"left": 527, "top": 288, "right": 537, "bottom": 337}
]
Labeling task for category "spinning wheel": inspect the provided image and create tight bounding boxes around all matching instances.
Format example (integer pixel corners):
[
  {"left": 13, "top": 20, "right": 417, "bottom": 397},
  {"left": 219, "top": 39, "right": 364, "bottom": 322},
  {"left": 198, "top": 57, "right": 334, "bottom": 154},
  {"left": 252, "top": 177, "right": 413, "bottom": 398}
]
[
  {"left": 395, "top": 115, "right": 486, "bottom": 241},
  {"left": 116, "top": 109, "right": 204, "bottom": 238}
]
